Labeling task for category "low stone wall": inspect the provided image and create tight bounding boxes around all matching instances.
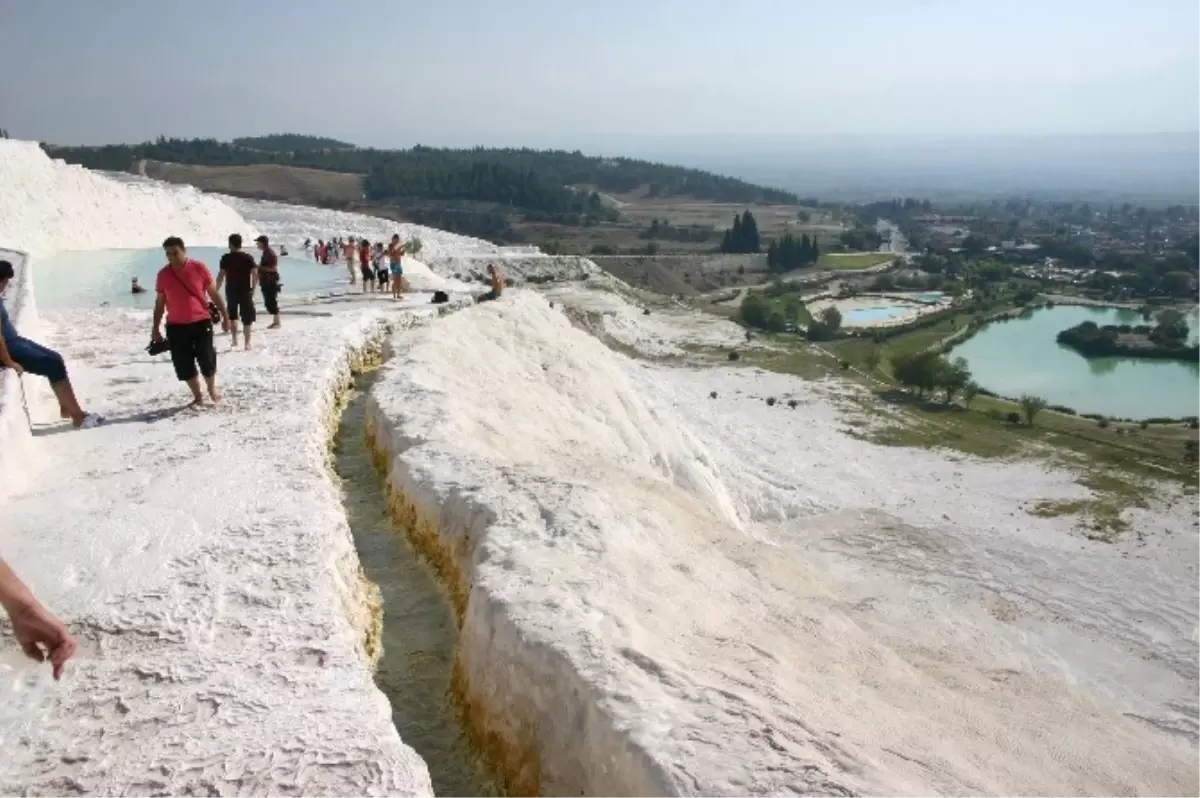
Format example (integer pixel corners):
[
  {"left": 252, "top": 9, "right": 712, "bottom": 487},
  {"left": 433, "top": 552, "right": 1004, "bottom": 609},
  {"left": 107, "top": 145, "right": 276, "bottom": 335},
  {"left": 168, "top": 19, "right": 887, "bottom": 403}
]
[{"left": 0, "top": 247, "right": 46, "bottom": 504}]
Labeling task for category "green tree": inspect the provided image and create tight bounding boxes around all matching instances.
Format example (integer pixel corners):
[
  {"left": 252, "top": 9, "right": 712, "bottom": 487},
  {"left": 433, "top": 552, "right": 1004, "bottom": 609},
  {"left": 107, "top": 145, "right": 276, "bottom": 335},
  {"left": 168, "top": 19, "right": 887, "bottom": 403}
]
[
  {"left": 1154, "top": 308, "right": 1189, "bottom": 341},
  {"left": 767, "top": 233, "right": 819, "bottom": 272},
  {"left": 891, "top": 350, "right": 942, "bottom": 397},
  {"left": 722, "top": 211, "right": 761, "bottom": 254},
  {"left": 806, "top": 306, "right": 843, "bottom": 341},
  {"left": 1161, "top": 271, "right": 1195, "bottom": 298},
  {"left": 962, "top": 381, "right": 981, "bottom": 408},
  {"left": 741, "top": 211, "right": 761, "bottom": 253},
  {"left": 1018, "top": 394, "right": 1048, "bottom": 426},
  {"left": 936, "top": 357, "right": 972, "bottom": 403},
  {"left": 961, "top": 234, "right": 989, "bottom": 256}
]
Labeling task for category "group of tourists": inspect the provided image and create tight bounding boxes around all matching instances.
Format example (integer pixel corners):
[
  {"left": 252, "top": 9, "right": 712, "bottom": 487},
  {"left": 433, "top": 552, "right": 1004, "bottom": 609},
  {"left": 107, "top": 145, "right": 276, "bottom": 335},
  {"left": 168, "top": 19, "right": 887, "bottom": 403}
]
[
  {"left": 306, "top": 234, "right": 409, "bottom": 298},
  {"left": 149, "top": 233, "right": 281, "bottom": 408},
  {"left": 0, "top": 216, "right": 516, "bottom": 680}
]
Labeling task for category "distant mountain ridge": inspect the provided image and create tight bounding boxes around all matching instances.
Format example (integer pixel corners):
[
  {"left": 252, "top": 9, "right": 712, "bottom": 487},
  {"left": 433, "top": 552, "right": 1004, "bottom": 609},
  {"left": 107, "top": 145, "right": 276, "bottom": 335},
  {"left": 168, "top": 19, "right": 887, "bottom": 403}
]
[{"left": 42, "top": 135, "right": 800, "bottom": 216}]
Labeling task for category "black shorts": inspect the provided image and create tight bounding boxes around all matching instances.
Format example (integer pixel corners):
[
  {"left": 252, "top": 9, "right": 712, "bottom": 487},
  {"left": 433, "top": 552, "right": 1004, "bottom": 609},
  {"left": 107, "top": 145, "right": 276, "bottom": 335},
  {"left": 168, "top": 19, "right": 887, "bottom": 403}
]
[
  {"left": 226, "top": 290, "right": 256, "bottom": 324},
  {"left": 165, "top": 320, "right": 216, "bottom": 382},
  {"left": 360, "top": 265, "right": 374, "bottom": 281},
  {"left": 260, "top": 282, "right": 280, "bottom": 315},
  {"left": 377, "top": 268, "right": 389, "bottom": 283}
]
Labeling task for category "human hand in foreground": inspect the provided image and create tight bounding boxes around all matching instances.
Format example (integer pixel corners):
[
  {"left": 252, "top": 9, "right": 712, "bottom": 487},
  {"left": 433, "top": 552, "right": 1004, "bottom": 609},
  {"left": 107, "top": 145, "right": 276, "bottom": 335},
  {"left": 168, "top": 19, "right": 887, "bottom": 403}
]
[
  {"left": 151, "top": 328, "right": 164, "bottom": 344},
  {"left": 221, "top": 318, "right": 230, "bottom": 334},
  {"left": 3, "top": 360, "right": 23, "bottom": 375},
  {"left": 1, "top": 560, "right": 76, "bottom": 679}
]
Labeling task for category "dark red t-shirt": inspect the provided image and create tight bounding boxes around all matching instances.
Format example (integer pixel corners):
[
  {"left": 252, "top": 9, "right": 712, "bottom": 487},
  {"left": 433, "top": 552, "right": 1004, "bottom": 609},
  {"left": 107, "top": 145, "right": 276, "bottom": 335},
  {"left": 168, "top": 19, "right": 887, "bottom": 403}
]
[{"left": 259, "top": 247, "right": 279, "bottom": 284}]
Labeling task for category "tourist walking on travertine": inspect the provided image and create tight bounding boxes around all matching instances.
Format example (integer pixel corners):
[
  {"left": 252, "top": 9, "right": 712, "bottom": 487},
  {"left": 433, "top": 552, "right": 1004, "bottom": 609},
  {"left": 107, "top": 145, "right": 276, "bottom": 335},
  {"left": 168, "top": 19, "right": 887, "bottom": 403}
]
[
  {"left": 152, "top": 237, "right": 229, "bottom": 408},
  {"left": 387, "top": 234, "right": 406, "bottom": 298},
  {"left": 0, "top": 558, "right": 76, "bottom": 680},
  {"left": 256, "top": 235, "right": 282, "bottom": 329},
  {"left": 0, "top": 260, "right": 103, "bottom": 429},
  {"left": 216, "top": 233, "right": 259, "bottom": 350}
]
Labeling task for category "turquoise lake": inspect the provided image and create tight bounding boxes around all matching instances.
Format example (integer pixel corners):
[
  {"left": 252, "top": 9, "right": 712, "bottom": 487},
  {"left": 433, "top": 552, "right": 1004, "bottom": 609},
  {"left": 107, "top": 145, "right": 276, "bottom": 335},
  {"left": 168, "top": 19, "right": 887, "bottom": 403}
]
[{"left": 950, "top": 304, "right": 1199, "bottom": 420}]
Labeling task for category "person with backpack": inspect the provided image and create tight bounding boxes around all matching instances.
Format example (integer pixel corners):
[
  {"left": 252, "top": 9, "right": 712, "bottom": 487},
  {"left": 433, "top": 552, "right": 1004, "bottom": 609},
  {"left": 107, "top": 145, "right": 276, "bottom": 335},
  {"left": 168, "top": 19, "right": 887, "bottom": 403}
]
[
  {"left": 152, "top": 237, "right": 229, "bottom": 407},
  {"left": 0, "top": 260, "right": 103, "bottom": 429}
]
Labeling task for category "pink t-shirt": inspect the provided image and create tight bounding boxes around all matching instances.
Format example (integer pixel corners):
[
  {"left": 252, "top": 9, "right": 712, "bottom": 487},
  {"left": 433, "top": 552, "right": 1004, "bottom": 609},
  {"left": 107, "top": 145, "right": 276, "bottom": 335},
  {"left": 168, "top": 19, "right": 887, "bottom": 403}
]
[{"left": 156, "top": 260, "right": 214, "bottom": 324}]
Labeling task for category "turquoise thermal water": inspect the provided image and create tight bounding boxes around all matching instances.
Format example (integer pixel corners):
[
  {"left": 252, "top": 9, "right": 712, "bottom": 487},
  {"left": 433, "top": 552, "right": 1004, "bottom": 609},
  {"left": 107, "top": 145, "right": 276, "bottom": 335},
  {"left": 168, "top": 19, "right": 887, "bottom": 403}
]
[
  {"left": 951, "top": 304, "right": 1200, "bottom": 419},
  {"left": 31, "top": 246, "right": 346, "bottom": 309}
]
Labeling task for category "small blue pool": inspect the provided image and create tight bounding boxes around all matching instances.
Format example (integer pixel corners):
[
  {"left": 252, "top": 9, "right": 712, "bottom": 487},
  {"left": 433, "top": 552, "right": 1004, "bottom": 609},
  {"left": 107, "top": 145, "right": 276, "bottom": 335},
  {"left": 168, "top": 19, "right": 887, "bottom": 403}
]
[
  {"left": 842, "top": 305, "right": 914, "bottom": 325},
  {"left": 912, "top": 292, "right": 944, "bottom": 303},
  {"left": 32, "top": 246, "right": 348, "bottom": 310}
]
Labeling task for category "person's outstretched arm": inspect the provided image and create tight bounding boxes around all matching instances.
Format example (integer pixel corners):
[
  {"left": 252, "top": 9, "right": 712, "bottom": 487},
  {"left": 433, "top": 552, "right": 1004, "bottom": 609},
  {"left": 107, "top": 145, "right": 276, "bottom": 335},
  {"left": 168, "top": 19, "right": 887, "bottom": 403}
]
[{"left": 0, "top": 559, "right": 76, "bottom": 679}]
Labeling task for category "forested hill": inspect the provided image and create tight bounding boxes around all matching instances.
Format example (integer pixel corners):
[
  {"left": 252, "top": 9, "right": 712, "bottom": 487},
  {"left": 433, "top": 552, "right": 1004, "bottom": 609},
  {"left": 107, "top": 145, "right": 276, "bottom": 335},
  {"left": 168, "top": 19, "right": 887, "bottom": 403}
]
[
  {"left": 231, "top": 133, "right": 356, "bottom": 152},
  {"left": 42, "top": 135, "right": 799, "bottom": 208}
]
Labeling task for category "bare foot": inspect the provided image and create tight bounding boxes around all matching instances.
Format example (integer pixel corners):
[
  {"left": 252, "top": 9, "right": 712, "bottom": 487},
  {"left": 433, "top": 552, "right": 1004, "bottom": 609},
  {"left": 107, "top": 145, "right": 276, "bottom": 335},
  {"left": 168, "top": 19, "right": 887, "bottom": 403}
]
[
  {"left": 187, "top": 398, "right": 206, "bottom": 410},
  {"left": 208, "top": 389, "right": 221, "bottom": 403},
  {"left": 267, "top": 322, "right": 281, "bottom": 329}
]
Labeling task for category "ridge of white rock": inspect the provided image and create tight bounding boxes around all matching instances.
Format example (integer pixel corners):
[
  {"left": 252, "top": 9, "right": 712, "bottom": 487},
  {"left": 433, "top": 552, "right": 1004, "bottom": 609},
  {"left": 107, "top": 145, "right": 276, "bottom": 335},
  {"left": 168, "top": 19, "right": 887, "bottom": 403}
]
[
  {"left": 367, "top": 290, "right": 1197, "bottom": 796},
  {"left": 222, "top": 195, "right": 502, "bottom": 261},
  {"left": 0, "top": 140, "right": 254, "bottom": 256},
  {"left": 0, "top": 300, "right": 435, "bottom": 796}
]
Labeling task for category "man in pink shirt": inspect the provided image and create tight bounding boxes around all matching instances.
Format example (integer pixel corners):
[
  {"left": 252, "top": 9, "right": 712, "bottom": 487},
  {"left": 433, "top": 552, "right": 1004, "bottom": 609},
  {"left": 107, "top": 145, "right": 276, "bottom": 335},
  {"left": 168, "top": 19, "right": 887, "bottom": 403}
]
[{"left": 151, "top": 237, "right": 230, "bottom": 407}]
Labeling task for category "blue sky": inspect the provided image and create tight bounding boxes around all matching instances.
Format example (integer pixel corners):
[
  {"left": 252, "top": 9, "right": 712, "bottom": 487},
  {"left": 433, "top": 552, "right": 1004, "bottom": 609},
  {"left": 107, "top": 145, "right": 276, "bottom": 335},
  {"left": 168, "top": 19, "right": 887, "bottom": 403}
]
[{"left": 1, "top": 0, "right": 1196, "bottom": 150}]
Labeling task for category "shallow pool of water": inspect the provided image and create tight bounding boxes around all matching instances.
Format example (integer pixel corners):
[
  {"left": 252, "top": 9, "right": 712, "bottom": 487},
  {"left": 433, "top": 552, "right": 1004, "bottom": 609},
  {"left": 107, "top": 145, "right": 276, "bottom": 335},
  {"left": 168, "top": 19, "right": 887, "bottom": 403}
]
[
  {"left": 951, "top": 305, "right": 1199, "bottom": 419},
  {"left": 32, "top": 247, "right": 348, "bottom": 309},
  {"left": 842, "top": 305, "right": 915, "bottom": 325}
]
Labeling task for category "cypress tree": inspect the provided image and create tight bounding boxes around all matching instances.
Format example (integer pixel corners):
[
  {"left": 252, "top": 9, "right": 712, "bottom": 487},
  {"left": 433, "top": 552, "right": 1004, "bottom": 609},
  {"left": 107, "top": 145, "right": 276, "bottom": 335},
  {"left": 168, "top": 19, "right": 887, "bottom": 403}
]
[{"left": 741, "top": 210, "right": 760, "bottom": 253}]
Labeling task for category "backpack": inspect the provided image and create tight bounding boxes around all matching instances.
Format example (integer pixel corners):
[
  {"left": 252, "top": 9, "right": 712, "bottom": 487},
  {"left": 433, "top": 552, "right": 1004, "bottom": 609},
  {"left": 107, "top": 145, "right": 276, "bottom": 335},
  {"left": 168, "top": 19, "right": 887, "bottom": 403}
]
[{"left": 431, "top": 290, "right": 449, "bottom": 304}]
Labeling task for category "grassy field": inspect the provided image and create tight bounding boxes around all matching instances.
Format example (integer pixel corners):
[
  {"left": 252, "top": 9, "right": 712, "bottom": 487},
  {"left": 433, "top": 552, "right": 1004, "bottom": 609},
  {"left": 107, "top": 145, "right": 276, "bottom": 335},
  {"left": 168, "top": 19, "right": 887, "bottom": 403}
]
[
  {"left": 691, "top": 317, "right": 1197, "bottom": 542},
  {"left": 143, "top": 160, "right": 364, "bottom": 205},
  {"left": 815, "top": 252, "right": 894, "bottom": 270}
]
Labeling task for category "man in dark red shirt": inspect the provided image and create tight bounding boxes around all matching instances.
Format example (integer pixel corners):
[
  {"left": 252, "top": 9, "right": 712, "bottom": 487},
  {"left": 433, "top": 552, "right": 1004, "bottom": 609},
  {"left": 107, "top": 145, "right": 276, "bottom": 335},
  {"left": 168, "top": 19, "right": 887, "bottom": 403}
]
[
  {"left": 255, "top": 235, "right": 282, "bottom": 329},
  {"left": 216, "top": 233, "right": 259, "bottom": 349}
]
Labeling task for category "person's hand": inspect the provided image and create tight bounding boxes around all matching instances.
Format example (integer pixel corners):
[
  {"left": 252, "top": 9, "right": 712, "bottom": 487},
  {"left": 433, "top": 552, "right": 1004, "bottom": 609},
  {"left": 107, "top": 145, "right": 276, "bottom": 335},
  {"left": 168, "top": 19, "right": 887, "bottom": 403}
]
[
  {"left": 3, "top": 360, "right": 23, "bottom": 375},
  {"left": 151, "top": 328, "right": 164, "bottom": 344},
  {"left": 6, "top": 598, "right": 76, "bottom": 680},
  {"left": 220, "top": 319, "right": 230, "bottom": 334}
]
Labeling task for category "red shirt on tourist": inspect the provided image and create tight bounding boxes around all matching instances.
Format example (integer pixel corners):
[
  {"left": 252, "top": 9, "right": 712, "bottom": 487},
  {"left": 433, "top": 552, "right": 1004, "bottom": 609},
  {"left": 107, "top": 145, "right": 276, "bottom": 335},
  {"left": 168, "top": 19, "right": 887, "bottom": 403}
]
[{"left": 155, "top": 259, "right": 214, "bottom": 325}]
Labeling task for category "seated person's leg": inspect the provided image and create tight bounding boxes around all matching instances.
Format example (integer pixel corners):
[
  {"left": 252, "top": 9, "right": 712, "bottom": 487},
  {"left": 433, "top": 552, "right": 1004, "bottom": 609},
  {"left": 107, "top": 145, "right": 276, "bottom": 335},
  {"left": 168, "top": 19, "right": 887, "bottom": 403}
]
[{"left": 7, "top": 338, "right": 67, "bottom": 383}]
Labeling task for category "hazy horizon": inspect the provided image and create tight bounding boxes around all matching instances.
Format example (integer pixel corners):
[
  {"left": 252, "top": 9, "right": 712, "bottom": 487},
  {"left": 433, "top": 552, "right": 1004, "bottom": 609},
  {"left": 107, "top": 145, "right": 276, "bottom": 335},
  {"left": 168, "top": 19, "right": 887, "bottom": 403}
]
[{"left": 3, "top": 0, "right": 1196, "bottom": 203}]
